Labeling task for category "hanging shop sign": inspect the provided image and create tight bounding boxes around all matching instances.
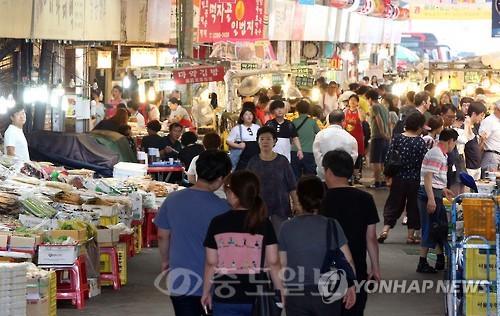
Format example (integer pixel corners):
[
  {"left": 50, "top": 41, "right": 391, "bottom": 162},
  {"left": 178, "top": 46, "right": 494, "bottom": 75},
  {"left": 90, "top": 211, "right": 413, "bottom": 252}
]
[
  {"left": 290, "top": 67, "right": 314, "bottom": 75},
  {"left": 493, "top": 0, "right": 500, "bottom": 37},
  {"left": 241, "top": 63, "right": 259, "bottom": 70},
  {"left": 294, "top": 76, "right": 315, "bottom": 89},
  {"left": 464, "top": 71, "right": 481, "bottom": 84},
  {"left": 272, "top": 74, "right": 285, "bottom": 85},
  {"left": 97, "top": 51, "right": 112, "bottom": 69},
  {"left": 172, "top": 66, "right": 226, "bottom": 84},
  {"left": 131, "top": 48, "right": 158, "bottom": 67},
  {"left": 198, "top": 0, "right": 265, "bottom": 42},
  {"left": 329, "top": 56, "right": 344, "bottom": 71},
  {"left": 410, "top": 0, "right": 490, "bottom": 20}
]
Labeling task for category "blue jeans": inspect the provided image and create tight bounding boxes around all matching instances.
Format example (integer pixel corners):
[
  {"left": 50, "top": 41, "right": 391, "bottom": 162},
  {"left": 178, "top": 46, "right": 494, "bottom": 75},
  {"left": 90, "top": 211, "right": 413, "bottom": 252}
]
[
  {"left": 170, "top": 295, "right": 204, "bottom": 316},
  {"left": 291, "top": 151, "right": 317, "bottom": 179},
  {"left": 213, "top": 302, "right": 253, "bottom": 316}
]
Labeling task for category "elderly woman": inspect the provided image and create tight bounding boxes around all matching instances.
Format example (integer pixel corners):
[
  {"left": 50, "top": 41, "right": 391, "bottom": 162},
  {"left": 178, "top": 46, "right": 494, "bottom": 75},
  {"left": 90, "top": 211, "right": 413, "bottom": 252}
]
[
  {"left": 246, "top": 126, "right": 298, "bottom": 236},
  {"left": 226, "top": 107, "right": 260, "bottom": 170},
  {"left": 377, "top": 112, "right": 429, "bottom": 244}
]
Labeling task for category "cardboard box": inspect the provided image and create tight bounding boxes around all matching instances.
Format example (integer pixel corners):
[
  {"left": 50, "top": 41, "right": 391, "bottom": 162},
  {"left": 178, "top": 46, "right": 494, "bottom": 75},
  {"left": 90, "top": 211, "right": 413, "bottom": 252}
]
[
  {"left": 50, "top": 228, "right": 86, "bottom": 242},
  {"left": 87, "top": 278, "right": 101, "bottom": 298},
  {"left": 26, "top": 296, "right": 49, "bottom": 316},
  {"left": 9, "top": 234, "right": 43, "bottom": 252},
  {"left": 82, "top": 203, "right": 119, "bottom": 217},
  {"left": 97, "top": 229, "right": 119, "bottom": 246},
  {"left": 0, "top": 231, "right": 12, "bottom": 250},
  {"left": 37, "top": 244, "right": 79, "bottom": 265},
  {"left": 26, "top": 275, "right": 50, "bottom": 300}
]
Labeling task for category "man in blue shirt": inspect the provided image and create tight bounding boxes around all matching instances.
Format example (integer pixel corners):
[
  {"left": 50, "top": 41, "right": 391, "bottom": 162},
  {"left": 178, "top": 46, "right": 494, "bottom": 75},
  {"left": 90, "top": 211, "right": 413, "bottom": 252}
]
[{"left": 156, "top": 149, "right": 232, "bottom": 315}]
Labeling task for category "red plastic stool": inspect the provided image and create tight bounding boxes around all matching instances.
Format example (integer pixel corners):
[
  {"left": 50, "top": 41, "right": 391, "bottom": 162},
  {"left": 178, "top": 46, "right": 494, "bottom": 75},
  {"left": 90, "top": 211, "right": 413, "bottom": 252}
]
[
  {"left": 142, "top": 209, "right": 158, "bottom": 248},
  {"left": 100, "top": 246, "right": 121, "bottom": 290},
  {"left": 49, "top": 255, "right": 89, "bottom": 309},
  {"left": 119, "top": 233, "right": 135, "bottom": 258}
]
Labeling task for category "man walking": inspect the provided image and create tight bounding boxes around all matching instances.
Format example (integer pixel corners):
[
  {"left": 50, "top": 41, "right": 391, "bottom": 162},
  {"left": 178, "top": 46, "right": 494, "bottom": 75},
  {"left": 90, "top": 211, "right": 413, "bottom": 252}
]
[
  {"left": 322, "top": 149, "right": 381, "bottom": 316},
  {"left": 479, "top": 100, "right": 500, "bottom": 172},
  {"left": 313, "top": 110, "right": 358, "bottom": 181},
  {"left": 291, "top": 100, "right": 320, "bottom": 179},
  {"left": 366, "top": 90, "right": 391, "bottom": 188},
  {"left": 156, "top": 149, "right": 232, "bottom": 315}
]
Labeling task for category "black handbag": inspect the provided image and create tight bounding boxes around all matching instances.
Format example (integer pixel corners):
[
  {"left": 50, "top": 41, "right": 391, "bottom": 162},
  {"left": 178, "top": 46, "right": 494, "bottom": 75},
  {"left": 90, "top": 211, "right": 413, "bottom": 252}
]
[
  {"left": 252, "top": 222, "right": 282, "bottom": 316},
  {"left": 383, "top": 135, "right": 403, "bottom": 177},
  {"left": 320, "top": 219, "right": 356, "bottom": 286}
]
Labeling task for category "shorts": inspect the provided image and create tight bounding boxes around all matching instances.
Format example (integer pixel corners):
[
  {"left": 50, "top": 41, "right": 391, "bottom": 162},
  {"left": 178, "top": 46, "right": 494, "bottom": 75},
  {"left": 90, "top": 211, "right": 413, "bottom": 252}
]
[{"left": 369, "top": 138, "right": 389, "bottom": 163}]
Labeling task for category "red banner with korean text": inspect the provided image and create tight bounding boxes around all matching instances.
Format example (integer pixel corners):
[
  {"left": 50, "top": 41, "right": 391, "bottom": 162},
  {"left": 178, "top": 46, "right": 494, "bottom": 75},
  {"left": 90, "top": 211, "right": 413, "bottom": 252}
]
[
  {"left": 198, "top": 0, "right": 265, "bottom": 42},
  {"left": 172, "top": 66, "right": 226, "bottom": 84}
]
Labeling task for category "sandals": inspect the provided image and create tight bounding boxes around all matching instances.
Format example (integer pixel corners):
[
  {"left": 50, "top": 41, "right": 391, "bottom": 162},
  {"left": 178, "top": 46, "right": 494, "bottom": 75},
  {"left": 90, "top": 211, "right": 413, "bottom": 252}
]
[
  {"left": 377, "top": 231, "right": 388, "bottom": 244},
  {"left": 406, "top": 236, "right": 421, "bottom": 244}
]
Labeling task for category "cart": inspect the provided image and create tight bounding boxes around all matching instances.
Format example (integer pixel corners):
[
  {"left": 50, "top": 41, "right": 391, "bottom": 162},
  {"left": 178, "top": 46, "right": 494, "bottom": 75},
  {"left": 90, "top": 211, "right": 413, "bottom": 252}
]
[{"left": 446, "top": 193, "right": 500, "bottom": 316}]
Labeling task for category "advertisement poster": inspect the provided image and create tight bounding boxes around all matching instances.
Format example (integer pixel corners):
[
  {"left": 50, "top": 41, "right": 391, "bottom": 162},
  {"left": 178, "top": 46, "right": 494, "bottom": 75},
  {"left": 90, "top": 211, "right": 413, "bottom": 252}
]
[
  {"left": 198, "top": 0, "right": 266, "bottom": 42},
  {"left": 410, "top": 0, "right": 491, "bottom": 20},
  {"left": 494, "top": 0, "right": 500, "bottom": 37}
]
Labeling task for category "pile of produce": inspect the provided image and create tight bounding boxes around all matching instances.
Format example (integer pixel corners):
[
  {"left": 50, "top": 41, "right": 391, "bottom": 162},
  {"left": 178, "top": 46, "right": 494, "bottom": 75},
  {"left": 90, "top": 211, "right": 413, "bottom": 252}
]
[
  {"left": 20, "top": 197, "right": 57, "bottom": 218},
  {"left": 0, "top": 192, "right": 20, "bottom": 216},
  {"left": 52, "top": 191, "right": 84, "bottom": 205}
]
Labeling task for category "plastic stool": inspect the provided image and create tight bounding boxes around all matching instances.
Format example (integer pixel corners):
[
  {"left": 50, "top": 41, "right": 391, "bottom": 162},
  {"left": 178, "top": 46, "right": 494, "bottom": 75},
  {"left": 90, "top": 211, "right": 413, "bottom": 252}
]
[
  {"left": 119, "top": 233, "right": 135, "bottom": 258},
  {"left": 100, "top": 246, "right": 121, "bottom": 290},
  {"left": 142, "top": 209, "right": 158, "bottom": 248},
  {"left": 50, "top": 255, "right": 89, "bottom": 309}
]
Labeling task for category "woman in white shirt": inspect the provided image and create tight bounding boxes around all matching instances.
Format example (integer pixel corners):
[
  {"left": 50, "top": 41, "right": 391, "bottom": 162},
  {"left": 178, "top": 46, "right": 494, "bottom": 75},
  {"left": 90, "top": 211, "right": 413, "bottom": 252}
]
[
  {"left": 4, "top": 105, "right": 29, "bottom": 161},
  {"left": 226, "top": 108, "right": 260, "bottom": 170}
]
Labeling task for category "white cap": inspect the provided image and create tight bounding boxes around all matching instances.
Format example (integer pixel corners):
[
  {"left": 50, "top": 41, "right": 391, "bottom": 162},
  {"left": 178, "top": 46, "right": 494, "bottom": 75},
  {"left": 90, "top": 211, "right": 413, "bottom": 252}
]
[
  {"left": 338, "top": 91, "right": 356, "bottom": 103},
  {"left": 494, "top": 99, "right": 500, "bottom": 109}
]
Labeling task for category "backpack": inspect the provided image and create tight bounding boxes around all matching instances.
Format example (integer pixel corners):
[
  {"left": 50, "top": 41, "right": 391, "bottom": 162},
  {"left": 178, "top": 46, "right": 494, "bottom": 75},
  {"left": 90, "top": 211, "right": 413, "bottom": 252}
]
[{"left": 392, "top": 116, "right": 406, "bottom": 136}]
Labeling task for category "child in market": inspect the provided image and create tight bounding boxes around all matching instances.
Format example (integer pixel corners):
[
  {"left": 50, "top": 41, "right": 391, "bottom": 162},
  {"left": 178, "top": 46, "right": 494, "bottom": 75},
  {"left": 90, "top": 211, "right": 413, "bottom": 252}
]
[{"left": 265, "top": 100, "right": 303, "bottom": 162}]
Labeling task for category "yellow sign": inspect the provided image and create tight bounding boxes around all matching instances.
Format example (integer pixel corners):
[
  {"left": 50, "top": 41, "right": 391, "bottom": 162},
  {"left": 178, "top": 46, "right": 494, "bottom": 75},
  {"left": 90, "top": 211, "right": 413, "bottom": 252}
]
[{"left": 410, "top": 2, "right": 490, "bottom": 20}]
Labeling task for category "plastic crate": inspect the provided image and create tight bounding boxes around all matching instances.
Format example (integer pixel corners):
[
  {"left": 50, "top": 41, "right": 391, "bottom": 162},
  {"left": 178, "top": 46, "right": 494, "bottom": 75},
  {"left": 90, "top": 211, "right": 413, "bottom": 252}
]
[
  {"left": 465, "top": 241, "right": 497, "bottom": 280},
  {"left": 133, "top": 225, "right": 142, "bottom": 255},
  {"left": 99, "top": 215, "right": 119, "bottom": 226},
  {"left": 462, "top": 198, "right": 498, "bottom": 241},
  {"left": 465, "top": 291, "right": 497, "bottom": 316},
  {"left": 100, "top": 243, "right": 127, "bottom": 286}
]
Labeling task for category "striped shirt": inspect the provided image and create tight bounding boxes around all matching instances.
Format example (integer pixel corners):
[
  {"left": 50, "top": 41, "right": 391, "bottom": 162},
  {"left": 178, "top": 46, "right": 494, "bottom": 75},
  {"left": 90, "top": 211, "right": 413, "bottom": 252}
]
[{"left": 420, "top": 143, "right": 448, "bottom": 189}]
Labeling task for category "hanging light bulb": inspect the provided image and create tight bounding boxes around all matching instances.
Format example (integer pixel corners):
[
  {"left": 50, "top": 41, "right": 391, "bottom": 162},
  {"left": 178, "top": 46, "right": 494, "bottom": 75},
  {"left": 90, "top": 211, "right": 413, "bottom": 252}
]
[
  {"left": 6, "top": 94, "right": 15, "bottom": 108},
  {"left": 69, "top": 77, "right": 76, "bottom": 88},
  {"left": 23, "top": 86, "right": 32, "bottom": 104},
  {"left": 123, "top": 75, "right": 131, "bottom": 89},
  {"left": 56, "top": 82, "right": 65, "bottom": 97},
  {"left": 148, "top": 86, "right": 156, "bottom": 101},
  {"left": 92, "top": 79, "right": 99, "bottom": 90}
]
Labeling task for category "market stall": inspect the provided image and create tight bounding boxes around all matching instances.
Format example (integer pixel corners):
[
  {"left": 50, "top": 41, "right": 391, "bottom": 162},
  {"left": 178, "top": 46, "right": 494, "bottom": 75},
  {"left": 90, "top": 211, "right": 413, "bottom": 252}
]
[{"left": 0, "top": 156, "right": 179, "bottom": 312}]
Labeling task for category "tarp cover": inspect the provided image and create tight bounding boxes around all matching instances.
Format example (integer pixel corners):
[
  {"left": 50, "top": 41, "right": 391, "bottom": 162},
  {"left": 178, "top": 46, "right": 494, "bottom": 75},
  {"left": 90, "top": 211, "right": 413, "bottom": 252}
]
[
  {"left": 27, "top": 130, "right": 121, "bottom": 174},
  {"left": 88, "top": 130, "right": 137, "bottom": 163}
]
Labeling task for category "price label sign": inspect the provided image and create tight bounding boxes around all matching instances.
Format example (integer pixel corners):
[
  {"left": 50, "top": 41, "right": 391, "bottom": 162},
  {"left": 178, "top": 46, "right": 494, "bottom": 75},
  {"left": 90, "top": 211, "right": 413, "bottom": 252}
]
[
  {"left": 241, "top": 63, "right": 258, "bottom": 70},
  {"left": 294, "top": 76, "right": 315, "bottom": 89},
  {"left": 464, "top": 71, "right": 480, "bottom": 83},
  {"left": 272, "top": 74, "right": 285, "bottom": 85}
]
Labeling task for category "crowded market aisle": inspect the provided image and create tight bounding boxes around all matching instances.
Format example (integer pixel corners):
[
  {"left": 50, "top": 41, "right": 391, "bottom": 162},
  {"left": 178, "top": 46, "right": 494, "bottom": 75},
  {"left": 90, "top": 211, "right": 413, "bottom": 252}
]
[{"left": 57, "top": 186, "right": 444, "bottom": 316}]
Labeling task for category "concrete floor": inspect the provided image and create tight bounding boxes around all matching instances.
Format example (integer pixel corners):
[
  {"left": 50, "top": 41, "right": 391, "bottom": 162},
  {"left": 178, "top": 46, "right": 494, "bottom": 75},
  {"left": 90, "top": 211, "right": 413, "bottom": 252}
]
[{"left": 58, "top": 187, "right": 446, "bottom": 316}]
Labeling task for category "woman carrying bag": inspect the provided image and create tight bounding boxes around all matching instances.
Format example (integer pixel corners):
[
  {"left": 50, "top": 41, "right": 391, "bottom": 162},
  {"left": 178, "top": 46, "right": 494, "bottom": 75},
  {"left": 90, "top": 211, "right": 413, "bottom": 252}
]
[
  {"left": 279, "top": 175, "right": 356, "bottom": 315},
  {"left": 226, "top": 108, "right": 260, "bottom": 170},
  {"left": 202, "top": 171, "right": 284, "bottom": 316}
]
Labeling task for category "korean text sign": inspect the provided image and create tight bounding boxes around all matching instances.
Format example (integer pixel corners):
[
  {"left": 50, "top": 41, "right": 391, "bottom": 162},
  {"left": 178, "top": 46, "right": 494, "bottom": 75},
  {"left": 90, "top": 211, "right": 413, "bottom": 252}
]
[
  {"left": 173, "top": 66, "right": 226, "bottom": 84},
  {"left": 198, "top": 0, "right": 265, "bottom": 42}
]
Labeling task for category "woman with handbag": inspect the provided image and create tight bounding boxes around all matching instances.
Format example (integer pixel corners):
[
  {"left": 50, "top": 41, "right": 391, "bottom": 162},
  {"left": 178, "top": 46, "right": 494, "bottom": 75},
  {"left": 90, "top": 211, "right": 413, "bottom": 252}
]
[
  {"left": 279, "top": 175, "right": 356, "bottom": 315},
  {"left": 377, "top": 112, "right": 429, "bottom": 244},
  {"left": 201, "top": 171, "right": 285, "bottom": 316},
  {"left": 226, "top": 108, "right": 260, "bottom": 171}
]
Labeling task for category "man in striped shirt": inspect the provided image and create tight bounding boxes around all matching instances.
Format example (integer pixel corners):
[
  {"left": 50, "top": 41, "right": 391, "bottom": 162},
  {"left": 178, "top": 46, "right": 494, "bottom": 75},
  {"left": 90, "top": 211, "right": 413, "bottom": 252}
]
[{"left": 417, "top": 128, "right": 458, "bottom": 273}]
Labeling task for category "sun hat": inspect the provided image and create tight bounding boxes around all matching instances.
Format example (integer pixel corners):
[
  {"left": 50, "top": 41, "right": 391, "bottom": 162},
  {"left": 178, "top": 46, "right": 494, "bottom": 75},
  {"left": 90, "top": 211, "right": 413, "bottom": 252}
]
[{"left": 238, "top": 76, "right": 260, "bottom": 97}]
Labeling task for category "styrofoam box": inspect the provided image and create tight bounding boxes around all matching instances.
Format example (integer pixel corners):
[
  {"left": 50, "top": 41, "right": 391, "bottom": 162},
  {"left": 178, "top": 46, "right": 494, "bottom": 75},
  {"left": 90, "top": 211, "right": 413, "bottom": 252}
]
[
  {"left": 18, "top": 214, "right": 58, "bottom": 230},
  {"left": 82, "top": 203, "right": 119, "bottom": 217},
  {"left": 476, "top": 181, "right": 495, "bottom": 193},
  {"left": 0, "top": 289, "right": 26, "bottom": 297},
  {"left": 113, "top": 162, "right": 148, "bottom": 178},
  {"left": 38, "top": 244, "right": 79, "bottom": 265}
]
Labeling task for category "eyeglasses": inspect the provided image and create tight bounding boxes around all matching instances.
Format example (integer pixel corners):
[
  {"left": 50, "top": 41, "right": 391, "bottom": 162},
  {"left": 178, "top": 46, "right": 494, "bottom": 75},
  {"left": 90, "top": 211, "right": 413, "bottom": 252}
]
[{"left": 247, "top": 127, "right": 253, "bottom": 136}]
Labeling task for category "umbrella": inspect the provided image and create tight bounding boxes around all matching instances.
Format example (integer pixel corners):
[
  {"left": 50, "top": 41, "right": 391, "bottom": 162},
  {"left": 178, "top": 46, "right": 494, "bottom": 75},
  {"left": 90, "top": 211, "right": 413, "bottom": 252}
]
[{"left": 397, "top": 46, "right": 420, "bottom": 63}]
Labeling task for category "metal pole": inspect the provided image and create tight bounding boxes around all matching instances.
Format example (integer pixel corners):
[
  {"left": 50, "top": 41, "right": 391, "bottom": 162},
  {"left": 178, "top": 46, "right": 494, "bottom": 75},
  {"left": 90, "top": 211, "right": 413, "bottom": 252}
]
[{"left": 182, "top": 0, "right": 194, "bottom": 107}]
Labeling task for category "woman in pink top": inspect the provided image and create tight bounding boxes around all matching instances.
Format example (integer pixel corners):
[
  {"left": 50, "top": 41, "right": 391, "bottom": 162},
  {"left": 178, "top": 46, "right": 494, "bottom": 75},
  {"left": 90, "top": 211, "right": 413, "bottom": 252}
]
[{"left": 108, "top": 85, "right": 125, "bottom": 118}]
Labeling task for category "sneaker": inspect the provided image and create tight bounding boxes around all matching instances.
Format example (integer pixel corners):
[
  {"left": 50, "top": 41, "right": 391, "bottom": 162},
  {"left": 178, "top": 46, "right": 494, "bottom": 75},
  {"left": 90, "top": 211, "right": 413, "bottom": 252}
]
[
  {"left": 366, "top": 182, "right": 381, "bottom": 189},
  {"left": 435, "top": 261, "right": 445, "bottom": 271},
  {"left": 416, "top": 262, "right": 438, "bottom": 274}
]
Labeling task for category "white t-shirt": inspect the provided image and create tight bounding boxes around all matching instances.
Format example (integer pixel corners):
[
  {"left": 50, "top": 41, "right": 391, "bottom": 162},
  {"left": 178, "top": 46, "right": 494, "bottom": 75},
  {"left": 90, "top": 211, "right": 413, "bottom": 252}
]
[
  {"left": 186, "top": 155, "right": 226, "bottom": 199},
  {"left": 130, "top": 111, "right": 146, "bottom": 128},
  {"left": 226, "top": 124, "right": 259, "bottom": 143},
  {"left": 169, "top": 106, "right": 190, "bottom": 122},
  {"left": 319, "top": 93, "right": 338, "bottom": 118},
  {"left": 479, "top": 113, "right": 500, "bottom": 152},
  {"left": 4, "top": 124, "right": 30, "bottom": 161}
]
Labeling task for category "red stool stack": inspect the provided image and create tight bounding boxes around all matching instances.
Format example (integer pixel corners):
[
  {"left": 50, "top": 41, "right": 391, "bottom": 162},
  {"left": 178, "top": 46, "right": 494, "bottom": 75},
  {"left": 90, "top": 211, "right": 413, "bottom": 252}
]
[
  {"left": 52, "top": 255, "right": 89, "bottom": 309},
  {"left": 142, "top": 209, "right": 158, "bottom": 248},
  {"left": 100, "top": 246, "right": 121, "bottom": 290},
  {"left": 119, "top": 233, "right": 135, "bottom": 258}
]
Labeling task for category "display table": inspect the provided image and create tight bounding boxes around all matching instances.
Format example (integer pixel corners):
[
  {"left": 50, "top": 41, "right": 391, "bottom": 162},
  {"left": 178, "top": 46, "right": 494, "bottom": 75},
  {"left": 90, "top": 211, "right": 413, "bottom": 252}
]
[{"left": 147, "top": 166, "right": 184, "bottom": 182}]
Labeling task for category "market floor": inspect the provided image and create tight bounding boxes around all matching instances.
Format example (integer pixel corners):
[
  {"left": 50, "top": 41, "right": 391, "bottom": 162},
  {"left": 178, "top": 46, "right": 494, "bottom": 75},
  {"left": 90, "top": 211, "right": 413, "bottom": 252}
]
[{"left": 58, "top": 187, "right": 445, "bottom": 316}]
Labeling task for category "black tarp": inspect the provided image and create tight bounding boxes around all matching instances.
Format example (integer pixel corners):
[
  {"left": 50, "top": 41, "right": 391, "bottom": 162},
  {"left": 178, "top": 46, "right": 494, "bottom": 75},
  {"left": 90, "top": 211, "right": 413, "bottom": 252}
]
[{"left": 27, "top": 131, "right": 120, "bottom": 177}]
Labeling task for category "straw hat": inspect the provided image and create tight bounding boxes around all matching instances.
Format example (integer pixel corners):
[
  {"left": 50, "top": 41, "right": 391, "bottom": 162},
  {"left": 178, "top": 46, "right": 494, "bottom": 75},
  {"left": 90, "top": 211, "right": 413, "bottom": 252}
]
[
  {"left": 287, "top": 87, "right": 303, "bottom": 99},
  {"left": 238, "top": 76, "right": 260, "bottom": 97}
]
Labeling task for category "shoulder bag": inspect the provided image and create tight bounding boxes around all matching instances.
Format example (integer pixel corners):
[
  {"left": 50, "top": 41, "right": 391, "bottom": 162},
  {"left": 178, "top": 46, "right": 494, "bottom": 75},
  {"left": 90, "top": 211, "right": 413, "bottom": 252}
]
[
  {"left": 295, "top": 116, "right": 309, "bottom": 132},
  {"left": 320, "top": 219, "right": 356, "bottom": 286},
  {"left": 383, "top": 135, "right": 403, "bottom": 178},
  {"left": 229, "top": 124, "right": 244, "bottom": 171}
]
